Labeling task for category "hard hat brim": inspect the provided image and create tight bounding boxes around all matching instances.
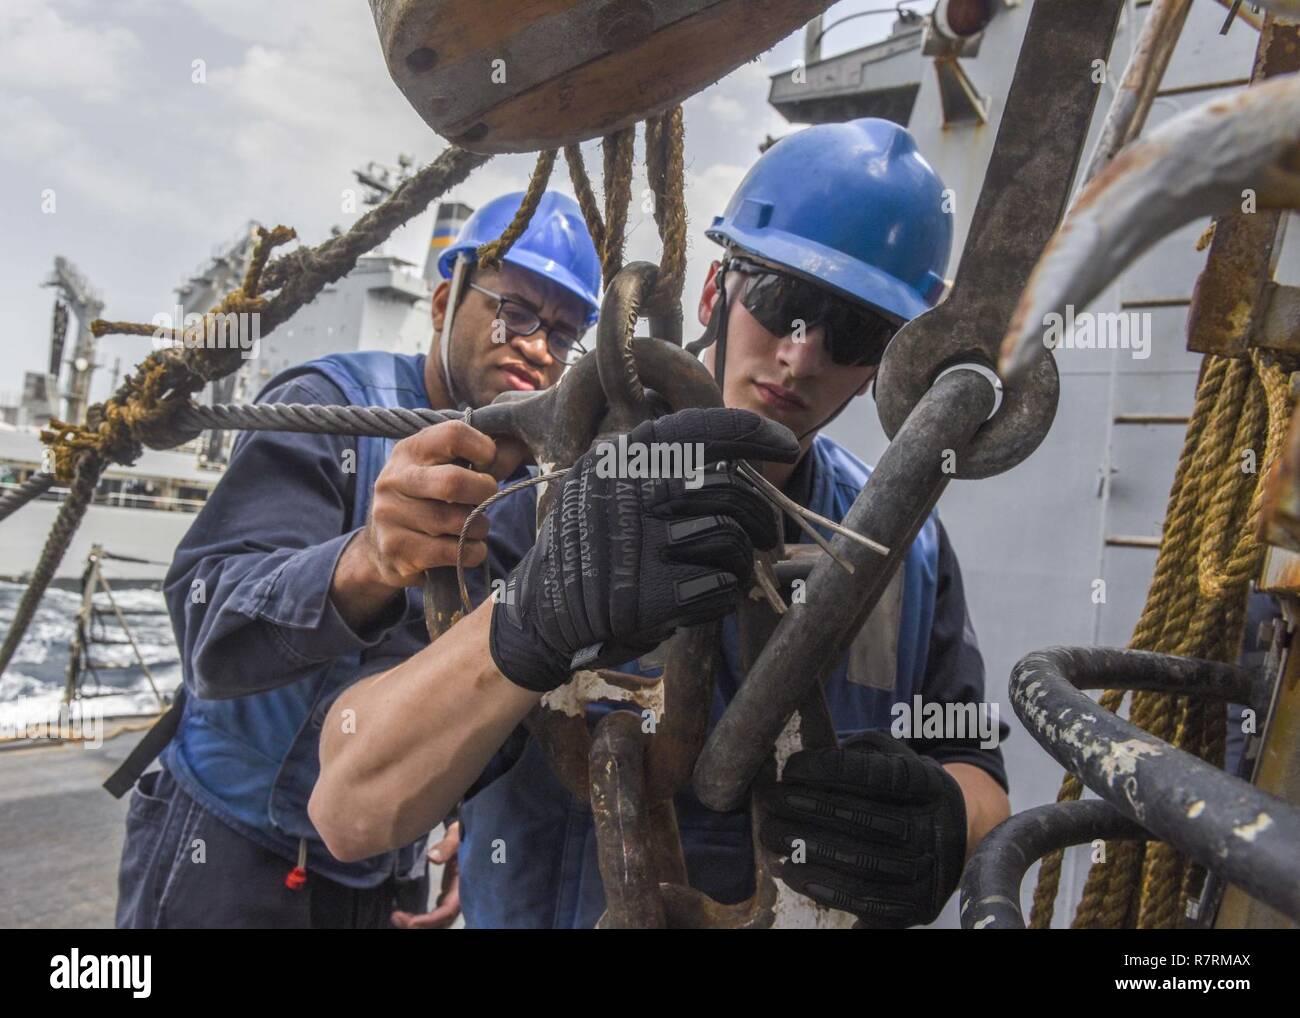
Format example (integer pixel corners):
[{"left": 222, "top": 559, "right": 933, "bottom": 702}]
[
  {"left": 708, "top": 223, "right": 937, "bottom": 325},
  {"left": 438, "top": 246, "right": 601, "bottom": 328}
]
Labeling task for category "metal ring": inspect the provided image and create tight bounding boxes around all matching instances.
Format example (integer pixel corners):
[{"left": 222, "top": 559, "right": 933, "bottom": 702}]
[{"left": 875, "top": 320, "right": 1058, "bottom": 480}]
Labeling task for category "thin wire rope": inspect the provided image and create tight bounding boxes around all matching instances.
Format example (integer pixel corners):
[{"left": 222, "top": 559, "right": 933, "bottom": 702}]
[
  {"left": 451, "top": 460, "right": 882, "bottom": 615},
  {"left": 456, "top": 470, "right": 563, "bottom": 612}
]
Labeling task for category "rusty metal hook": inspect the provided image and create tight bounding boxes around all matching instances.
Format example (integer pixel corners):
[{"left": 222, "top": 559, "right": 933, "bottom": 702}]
[
  {"left": 998, "top": 73, "right": 1300, "bottom": 382},
  {"left": 875, "top": 0, "right": 1125, "bottom": 478}
]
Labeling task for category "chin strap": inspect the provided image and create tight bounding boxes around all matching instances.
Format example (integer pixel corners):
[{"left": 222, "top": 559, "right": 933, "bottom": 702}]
[
  {"left": 439, "top": 254, "right": 472, "bottom": 411},
  {"left": 686, "top": 257, "right": 731, "bottom": 390},
  {"left": 689, "top": 254, "right": 860, "bottom": 446}
]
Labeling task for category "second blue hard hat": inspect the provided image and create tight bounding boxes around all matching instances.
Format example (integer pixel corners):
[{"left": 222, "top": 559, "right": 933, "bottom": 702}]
[
  {"left": 707, "top": 118, "right": 953, "bottom": 324},
  {"left": 438, "top": 190, "right": 602, "bottom": 327}
]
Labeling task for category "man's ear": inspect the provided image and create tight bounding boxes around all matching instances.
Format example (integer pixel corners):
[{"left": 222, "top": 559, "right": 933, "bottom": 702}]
[
  {"left": 697, "top": 260, "right": 723, "bottom": 328},
  {"left": 855, "top": 367, "right": 878, "bottom": 398},
  {"left": 431, "top": 279, "right": 450, "bottom": 333}
]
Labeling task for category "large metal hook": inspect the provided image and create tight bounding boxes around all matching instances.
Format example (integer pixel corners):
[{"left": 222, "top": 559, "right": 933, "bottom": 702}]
[{"left": 999, "top": 74, "right": 1300, "bottom": 382}]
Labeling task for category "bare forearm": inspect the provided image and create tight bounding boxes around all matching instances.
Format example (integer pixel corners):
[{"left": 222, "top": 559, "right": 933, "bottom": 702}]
[
  {"left": 944, "top": 762, "right": 1010, "bottom": 861},
  {"left": 309, "top": 601, "right": 539, "bottom": 861}
]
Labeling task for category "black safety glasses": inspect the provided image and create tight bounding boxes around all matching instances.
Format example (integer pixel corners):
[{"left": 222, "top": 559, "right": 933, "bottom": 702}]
[{"left": 727, "top": 257, "right": 899, "bottom": 367}]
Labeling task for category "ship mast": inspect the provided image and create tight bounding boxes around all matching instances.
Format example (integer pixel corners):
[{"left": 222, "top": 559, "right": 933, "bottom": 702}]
[{"left": 43, "top": 257, "right": 104, "bottom": 426}]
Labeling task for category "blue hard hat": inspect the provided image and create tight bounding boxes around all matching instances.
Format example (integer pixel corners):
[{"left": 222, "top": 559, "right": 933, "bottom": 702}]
[
  {"left": 707, "top": 118, "right": 952, "bottom": 324},
  {"left": 438, "top": 190, "right": 602, "bottom": 327}
]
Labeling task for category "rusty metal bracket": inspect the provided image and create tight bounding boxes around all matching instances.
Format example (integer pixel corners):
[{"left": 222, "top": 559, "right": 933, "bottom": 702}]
[
  {"left": 1263, "top": 367, "right": 1300, "bottom": 554},
  {"left": 1186, "top": 15, "right": 1300, "bottom": 359},
  {"left": 1258, "top": 282, "right": 1300, "bottom": 354},
  {"left": 876, "top": 0, "right": 1124, "bottom": 479},
  {"left": 999, "top": 74, "right": 1300, "bottom": 381}
]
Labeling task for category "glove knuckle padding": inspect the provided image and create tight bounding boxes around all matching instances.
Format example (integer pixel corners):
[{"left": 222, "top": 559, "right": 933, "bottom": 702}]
[
  {"left": 764, "top": 736, "right": 969, "bottom": 927},
  {"left": 760, "top": 818, "right": 920, "bottom": 882},
  {"left": 655, "top": 471, "right": 781, "bottom": 552},
  {"left": 783, "top": 743, "right": 932, "bottom": 803},
  {"left": 645, "top": 407, "right": 801, "bottom": 465},
  {"left": 768, "top": 783, "right": 911, "bottom": 846},
  {"left": 775, "top": 861, "right": 915, "bottom": 926},
  {"left": 660, "top": 514, "right": 753, "bottom": 581}
]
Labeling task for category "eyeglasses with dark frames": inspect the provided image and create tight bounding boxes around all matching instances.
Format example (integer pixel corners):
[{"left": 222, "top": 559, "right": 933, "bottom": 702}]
[{"left": 466, "top": 281, "right": 589, "bottom": 365}]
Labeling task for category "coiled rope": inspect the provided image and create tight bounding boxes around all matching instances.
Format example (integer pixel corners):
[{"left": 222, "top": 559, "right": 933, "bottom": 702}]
[{"left": 1030, "top": 348, "right": 1294, "bottom": 929}]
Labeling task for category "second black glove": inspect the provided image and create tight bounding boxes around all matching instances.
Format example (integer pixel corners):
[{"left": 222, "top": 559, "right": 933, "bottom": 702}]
[{"left": 759, "top": 730, "right": 968, "bottom": 928}]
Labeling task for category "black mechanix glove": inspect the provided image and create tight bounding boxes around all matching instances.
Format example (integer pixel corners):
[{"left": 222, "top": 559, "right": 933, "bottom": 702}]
[
  {"left": 759, "top": 730, "right": 968, "bottom": 928},
  {"left": 489, "top": 407, "right": 800, "bottom": 693}
]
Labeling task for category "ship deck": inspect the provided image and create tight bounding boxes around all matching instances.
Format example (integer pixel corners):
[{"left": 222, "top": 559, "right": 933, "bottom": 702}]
[{"left": 0, "top": 726, "right": 149, "bottom": 928}]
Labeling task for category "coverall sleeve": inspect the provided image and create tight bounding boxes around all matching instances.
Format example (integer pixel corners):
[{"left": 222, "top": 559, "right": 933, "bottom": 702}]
[{"left": 164, "top": 373, "right": 405, "bottom": 700}]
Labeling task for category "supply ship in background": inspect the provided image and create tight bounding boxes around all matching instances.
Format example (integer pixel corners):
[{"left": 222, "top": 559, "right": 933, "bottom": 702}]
[{"left": 1, "top": 0, "right": 1292, "bottom": 928}]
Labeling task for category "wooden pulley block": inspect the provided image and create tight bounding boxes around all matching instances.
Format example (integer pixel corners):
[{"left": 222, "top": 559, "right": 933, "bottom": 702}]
[{"left": 368, "top": 0, "right": 835, "bottom": 153}]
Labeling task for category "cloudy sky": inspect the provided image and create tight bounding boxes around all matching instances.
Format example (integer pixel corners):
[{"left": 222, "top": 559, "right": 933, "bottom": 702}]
[{"left": 0, "top": 0, "right": 904, "bottom": 408}]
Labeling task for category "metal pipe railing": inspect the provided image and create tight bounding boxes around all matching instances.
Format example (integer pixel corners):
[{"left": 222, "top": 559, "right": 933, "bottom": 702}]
[
  {"left": 1010, "top": 646, "right": 1300, "bottom": 922},
  {"left": 960, "top": 800, "right": 1149, "bottom": 930}
]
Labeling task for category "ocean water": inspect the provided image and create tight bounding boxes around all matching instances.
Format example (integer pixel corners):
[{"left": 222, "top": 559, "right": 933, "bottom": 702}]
[{"left": 0, "top": 580, "right": 182, "bottom": 731}]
